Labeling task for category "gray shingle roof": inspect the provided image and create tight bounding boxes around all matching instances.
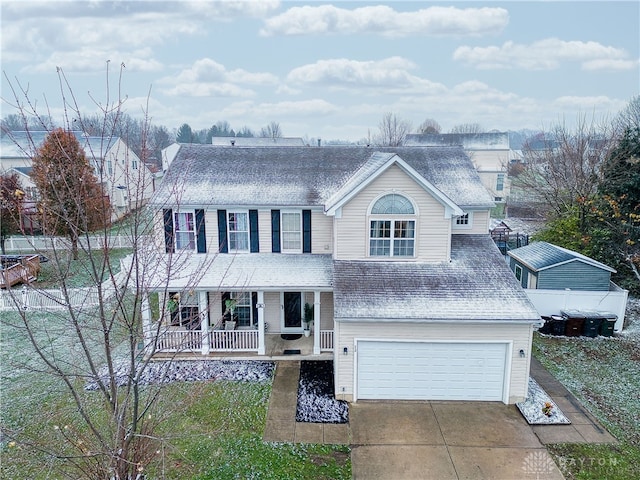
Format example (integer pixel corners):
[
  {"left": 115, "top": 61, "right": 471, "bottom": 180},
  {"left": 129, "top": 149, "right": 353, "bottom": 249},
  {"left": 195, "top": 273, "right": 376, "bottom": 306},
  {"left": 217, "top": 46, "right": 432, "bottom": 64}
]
[
  {"left": 146, "top": 253, "right": 334, "bottom": 291},
  {"left": 333, "top": 235, "right": 540, "bottom": 322},
  {"left": 152, "top": 145, "right": 494, "bottom": 209},
  {"left": 507, "top": 241, "right": 616, "bottom": 273}
]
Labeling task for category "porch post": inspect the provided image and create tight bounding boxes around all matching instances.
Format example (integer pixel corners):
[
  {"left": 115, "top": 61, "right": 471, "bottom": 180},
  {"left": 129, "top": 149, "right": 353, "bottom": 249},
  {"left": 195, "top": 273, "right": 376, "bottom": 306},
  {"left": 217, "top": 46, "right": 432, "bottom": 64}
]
[
  {"left": 199, "top": 291, "right": 210, "bottom": 355},
  {"left": 313, "top": 290, "right": 321, "bottom": 355},
  {"left": 141, "top": 293, "right": 152, "bottom": 357},
  {"left": 257, "top": 291, "right": 265, "bottom": 354}
]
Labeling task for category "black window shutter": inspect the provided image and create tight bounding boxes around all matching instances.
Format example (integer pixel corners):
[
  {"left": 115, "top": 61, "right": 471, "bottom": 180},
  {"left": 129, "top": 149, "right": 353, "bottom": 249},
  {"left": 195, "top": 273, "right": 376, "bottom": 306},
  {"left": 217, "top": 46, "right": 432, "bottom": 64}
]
[
  {"left": 271, "top": 209, "right": 281, "bottom": 253},
  {"left": 303, "top": 209, "right": 312, "bottom": 253},
  {"left": 195, "top": 209, "right": 206, "bottom": 253},
  {"left": 163, "top": 209, "right": 174, "bottom": 253},
  {"left": 249, "top": 210, "right": 259, "bottom": 253},
  {"left": 252, "top": 292, "right": 258, "bottom": 325},
  {"left": 217, "top": 209, "right": 228, "bottom": 253}
]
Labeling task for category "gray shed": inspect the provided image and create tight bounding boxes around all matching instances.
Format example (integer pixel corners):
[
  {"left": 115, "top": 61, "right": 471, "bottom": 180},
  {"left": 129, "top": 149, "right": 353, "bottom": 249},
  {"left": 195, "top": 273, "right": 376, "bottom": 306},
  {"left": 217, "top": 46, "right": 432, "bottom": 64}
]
[{"left": 507, "top": 241, "right": 615, "bottom": 291}]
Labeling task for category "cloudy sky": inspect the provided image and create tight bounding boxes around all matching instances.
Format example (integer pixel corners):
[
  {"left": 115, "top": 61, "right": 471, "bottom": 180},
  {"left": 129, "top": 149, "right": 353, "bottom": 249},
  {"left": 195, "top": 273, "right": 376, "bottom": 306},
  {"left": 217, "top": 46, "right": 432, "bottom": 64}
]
[{"left": 1, "top": 1, "right": 638, "bottom": 142}]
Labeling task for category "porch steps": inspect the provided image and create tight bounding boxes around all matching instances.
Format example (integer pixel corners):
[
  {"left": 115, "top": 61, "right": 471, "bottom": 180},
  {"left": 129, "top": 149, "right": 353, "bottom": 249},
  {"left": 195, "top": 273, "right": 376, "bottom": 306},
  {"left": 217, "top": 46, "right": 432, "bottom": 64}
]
[{"left": 262, "top": 361, "right": 350, "bottom": 445}]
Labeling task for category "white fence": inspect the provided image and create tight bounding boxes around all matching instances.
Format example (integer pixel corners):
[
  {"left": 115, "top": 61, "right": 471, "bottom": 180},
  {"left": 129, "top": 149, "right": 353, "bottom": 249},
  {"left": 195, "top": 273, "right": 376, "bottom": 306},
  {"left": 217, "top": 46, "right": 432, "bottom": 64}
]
[
  {"left": 3, "top": 235, "right": 133, "bottom": 251},
  {"left": 524, "top": 284, "right": 629, "bottom": 332},
  {"left": 0, "top": 285, "right": 118, "bottom": 311}
]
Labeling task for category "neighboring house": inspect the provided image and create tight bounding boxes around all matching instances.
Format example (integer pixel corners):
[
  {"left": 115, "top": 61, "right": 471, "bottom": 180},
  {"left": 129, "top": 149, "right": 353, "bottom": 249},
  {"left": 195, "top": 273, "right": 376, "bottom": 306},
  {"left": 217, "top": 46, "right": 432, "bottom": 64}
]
[
  {"left": 405, "top": 132, "right": 512, "bottom": 205},
  {"left": 508, "top": 242, "right": 628, "bottom": 331},
  {"left": 142, "top": 144, "right": 541, "bottom": 404},
  {"left": 1, "top": 131, "right": 155, "bottom": 220}
]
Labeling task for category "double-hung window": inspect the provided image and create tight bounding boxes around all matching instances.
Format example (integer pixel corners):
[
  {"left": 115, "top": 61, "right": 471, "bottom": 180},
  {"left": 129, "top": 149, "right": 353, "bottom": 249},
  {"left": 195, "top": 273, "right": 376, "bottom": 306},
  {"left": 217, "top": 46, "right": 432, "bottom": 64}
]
[
  {"left": 228, "top": 211, "right": 249, "bottom": 252},
  {"left": 369, "top": 194, "right": 416, "bottom": 258},
  {"left": 231, "top": 291, "right": 252, "bottom": 327},
  {"left": 281, "top": 211, "right": 302, "bottom": 253},
  {"left": 174, "top": 211, "right": 195, "bottom": 250}
]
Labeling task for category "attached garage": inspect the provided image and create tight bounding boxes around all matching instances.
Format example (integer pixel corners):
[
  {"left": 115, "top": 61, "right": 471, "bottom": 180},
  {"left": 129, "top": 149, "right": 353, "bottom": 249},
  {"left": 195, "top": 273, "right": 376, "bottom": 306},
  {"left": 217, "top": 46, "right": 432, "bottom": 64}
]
[{"left": 356, "top": 340, "right": 509, "bottom": 402}]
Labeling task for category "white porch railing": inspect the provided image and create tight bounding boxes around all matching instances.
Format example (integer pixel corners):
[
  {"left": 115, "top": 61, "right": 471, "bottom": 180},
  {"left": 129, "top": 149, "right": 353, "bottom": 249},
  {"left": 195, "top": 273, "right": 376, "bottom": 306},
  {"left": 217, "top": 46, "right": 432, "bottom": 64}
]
[
  {"left": 320, "top": 330, "right": 334, "bottom": 351},
  {"left": 209, "top": 329, "right": 258, "bottom": 351},
  {"left": 155, "top": 329, "right": 205, "bottom": 351}
]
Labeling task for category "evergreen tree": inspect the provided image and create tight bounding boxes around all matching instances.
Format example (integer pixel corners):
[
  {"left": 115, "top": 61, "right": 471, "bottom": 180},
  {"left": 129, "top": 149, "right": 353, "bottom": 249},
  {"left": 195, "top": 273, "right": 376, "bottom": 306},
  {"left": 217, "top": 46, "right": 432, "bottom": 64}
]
[{"left": 176, "top": 123, "right": 194, "bottom": 143}]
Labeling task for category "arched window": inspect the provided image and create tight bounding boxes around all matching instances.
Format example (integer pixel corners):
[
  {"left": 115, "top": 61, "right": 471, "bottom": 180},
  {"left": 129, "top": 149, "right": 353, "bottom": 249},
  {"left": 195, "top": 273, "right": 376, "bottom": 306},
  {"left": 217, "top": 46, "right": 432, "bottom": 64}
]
[
  {"left": 371, "top": 194, "right": 415, "bottom": 215},
  {"left": 369, "top": 194, "right": 416, "bottom": 257}
]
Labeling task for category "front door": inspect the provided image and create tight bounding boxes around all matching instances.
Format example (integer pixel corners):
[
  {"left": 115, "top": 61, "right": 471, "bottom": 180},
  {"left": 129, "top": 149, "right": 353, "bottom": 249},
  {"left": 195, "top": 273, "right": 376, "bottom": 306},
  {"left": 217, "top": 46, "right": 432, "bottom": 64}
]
[{"left": 282, "top": 292, "right": 302, "bottom": 332}]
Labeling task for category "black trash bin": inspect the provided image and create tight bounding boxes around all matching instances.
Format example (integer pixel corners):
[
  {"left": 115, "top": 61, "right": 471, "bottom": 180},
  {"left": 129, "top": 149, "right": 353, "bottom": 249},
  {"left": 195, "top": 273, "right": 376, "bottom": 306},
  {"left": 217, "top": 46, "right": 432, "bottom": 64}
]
[
  {"left": 582, "top": 312, "right": 603, "bottom": 338},
  {"left": 561, "top": 310, "right": 586, "bottom": 337},
  {"left": 550, "top": 315, "right": 566, "bottom": 335},
  {"left": 599, "top": 314, "right": 617, "bottom": 337},
  {"left": 539, "top": 316, "right": 553, "bottom": 334}
]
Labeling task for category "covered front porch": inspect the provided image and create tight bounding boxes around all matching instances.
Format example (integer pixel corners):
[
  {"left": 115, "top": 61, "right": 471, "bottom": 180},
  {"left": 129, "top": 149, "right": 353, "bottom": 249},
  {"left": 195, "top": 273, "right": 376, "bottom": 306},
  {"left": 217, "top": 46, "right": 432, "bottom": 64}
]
[
  {"left": 141, "top": 253, "right": 336, "bottom": 358},
  {"left": 149, "top": 331, "right": 334, "bottom": 360}
]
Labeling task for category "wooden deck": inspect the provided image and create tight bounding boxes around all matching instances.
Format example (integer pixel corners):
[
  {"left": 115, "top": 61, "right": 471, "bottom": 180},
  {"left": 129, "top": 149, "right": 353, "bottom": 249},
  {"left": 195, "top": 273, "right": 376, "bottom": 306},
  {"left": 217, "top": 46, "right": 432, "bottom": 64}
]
[{"left": 0, "top": 255, "right": 40, "bottom": 289}]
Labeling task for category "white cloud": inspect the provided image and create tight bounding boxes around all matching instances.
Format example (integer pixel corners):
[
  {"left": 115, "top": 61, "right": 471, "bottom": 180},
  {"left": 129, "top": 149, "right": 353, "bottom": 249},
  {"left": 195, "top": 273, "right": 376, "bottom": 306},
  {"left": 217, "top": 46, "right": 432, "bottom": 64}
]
[
  {"left": 286, "top": 57, "right": 447, "bottom": 94},
  {"left": 453, "top": 38, "right": 631, "bottom": 71},
  {"left": 260, "top": 5, "right": 508, "bottom": 37},
  {"left": 157, "top": 58, "right": 278, "bottom": 97}
]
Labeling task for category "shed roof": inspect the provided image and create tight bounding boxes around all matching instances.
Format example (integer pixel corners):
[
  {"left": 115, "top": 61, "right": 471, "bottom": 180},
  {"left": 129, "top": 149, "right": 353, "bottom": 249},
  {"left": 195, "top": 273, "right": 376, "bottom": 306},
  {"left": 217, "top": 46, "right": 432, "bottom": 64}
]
[
  {"left": 507, "top": 241, "right": 616, "bottom": 273},
  {"left": 152, "top": 145, "right": 494, "bottom": 209},
  {"left": 333, "top": 235, "right": 539, "bottom": 322},
  {"left": 405, "top": 132, "right": 510, "bottom": 150}
]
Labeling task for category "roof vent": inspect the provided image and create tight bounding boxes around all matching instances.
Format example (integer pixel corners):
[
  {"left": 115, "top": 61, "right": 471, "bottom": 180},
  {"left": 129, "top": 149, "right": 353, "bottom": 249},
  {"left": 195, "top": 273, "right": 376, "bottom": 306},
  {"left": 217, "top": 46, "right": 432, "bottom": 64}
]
[
  {"left": 230, "top": 139, "right": 235, "bottom": 146},
  {"left": 317, "top": 138, "right": 321, "bottom": 147}
]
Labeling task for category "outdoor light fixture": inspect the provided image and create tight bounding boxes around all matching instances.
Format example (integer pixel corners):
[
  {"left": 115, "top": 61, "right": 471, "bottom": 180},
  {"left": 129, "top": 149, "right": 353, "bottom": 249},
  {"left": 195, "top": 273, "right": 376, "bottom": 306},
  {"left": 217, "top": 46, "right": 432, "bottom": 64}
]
[
  {"left": 343, "top": 347, "right": 348, "bottom": 355},
  {"left": 519, "top": 349, "right": 526, "bottom": 358}
]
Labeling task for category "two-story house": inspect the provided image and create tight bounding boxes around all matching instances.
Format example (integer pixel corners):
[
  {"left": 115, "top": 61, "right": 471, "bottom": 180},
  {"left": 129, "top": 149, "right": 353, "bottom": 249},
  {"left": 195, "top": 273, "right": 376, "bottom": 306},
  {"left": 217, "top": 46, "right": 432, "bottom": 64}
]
[
  {"left": 1, "top": 131, "right": 155, "bottom": 221},
  {"left": 142, "top": 145, "right": 540, "bottom": 404}
]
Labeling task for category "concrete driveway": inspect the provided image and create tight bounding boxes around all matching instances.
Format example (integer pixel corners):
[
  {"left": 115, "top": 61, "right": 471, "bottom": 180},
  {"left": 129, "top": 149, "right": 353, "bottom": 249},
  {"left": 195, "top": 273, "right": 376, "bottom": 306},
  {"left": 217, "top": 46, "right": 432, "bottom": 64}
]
[{"left": 350, "top": 400, "right": 565, "bottom": 480}]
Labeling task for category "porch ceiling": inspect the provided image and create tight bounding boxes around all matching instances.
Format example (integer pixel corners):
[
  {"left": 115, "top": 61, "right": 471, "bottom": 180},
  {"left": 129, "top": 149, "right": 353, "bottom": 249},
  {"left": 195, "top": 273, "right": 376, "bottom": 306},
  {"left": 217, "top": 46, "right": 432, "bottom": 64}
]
[{"left": 145, "top": 252, "right": 334, "bottom": 291}]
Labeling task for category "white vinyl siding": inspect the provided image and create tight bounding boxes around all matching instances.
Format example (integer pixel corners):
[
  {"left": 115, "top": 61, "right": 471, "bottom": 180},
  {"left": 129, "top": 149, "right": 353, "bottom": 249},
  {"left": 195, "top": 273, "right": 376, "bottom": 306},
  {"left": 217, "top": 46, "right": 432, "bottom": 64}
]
[
  {"left": 452, "top": 210, "right": 491, "bottom": 234},
  {"left": 334, "top": 321, "right": 532, "bottom": 404},
  {"left": 334, "top": 164, "right": 450, "bottom": 262},
  {"left": 311, "top": 210, "right": 333, "bottom": 254}
]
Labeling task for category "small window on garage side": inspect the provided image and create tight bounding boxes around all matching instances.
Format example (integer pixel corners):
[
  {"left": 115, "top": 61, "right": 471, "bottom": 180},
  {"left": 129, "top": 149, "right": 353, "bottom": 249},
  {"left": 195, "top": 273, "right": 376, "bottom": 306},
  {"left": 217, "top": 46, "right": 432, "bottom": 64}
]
[{"left": 514, "top": 264, "right": 523, "bottom": 282}]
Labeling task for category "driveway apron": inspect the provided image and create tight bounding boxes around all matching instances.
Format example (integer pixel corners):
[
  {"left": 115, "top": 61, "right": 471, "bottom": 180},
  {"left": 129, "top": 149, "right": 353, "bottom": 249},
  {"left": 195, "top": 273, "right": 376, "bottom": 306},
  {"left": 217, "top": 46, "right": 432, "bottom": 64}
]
[{"left": 350, "top": 400, "right": 565, "bottom": 480}]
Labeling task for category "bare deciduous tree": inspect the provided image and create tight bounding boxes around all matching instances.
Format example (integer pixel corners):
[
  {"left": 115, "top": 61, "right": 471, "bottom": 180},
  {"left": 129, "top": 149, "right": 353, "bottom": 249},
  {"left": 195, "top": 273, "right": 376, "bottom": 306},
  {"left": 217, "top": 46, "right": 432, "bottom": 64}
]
[
  {"left": 259, "top": 121, "right": 282, "bottom": 139},
  {"left": 375, "top": 112, "right": 412, "bottom": 147},
  {"left": 1, "top": 65, "right": 213, "bottom": 479},
  {"left": 416, "top": 118, "right": 441, "bottom": 134},
  {"left": 449, "top": 123, "right": 483, "bottom": 134},
  {"left": 516, "top": 115, "right": 616, "bottom": 230}
]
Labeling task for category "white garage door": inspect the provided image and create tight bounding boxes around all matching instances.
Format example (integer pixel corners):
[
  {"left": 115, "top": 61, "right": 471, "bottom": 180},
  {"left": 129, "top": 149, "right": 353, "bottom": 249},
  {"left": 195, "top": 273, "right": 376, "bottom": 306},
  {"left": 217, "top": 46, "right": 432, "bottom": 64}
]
[{"left": 357, "top": 341, "right": 508, "bottom": 401}]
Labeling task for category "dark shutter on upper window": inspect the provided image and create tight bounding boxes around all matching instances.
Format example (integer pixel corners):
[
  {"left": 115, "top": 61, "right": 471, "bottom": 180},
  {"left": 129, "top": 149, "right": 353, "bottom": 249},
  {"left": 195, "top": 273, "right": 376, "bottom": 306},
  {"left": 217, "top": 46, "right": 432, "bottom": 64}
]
[
  {"left": 302, "top": 209, "right": 312, "bottom": 253},
  {"left": 195, "top": 209, "right": 206, "bottom": 253},
  {"left": 249, "top": 209, "right": 259, "bottom": 253},
  {"left": 217, "top": 209, "right": 228, "bottom": 253},
  {"left": 163, "top": 209, "right": 174, "bottom": 253},
  {"left": 271, "top": 209, "right": 281, "bottom": 253}
]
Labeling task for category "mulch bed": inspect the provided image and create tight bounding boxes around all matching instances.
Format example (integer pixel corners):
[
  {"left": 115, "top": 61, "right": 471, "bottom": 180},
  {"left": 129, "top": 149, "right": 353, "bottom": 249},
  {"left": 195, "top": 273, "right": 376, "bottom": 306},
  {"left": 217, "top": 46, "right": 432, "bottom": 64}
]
[{"left": 295, "top": 360, "right": 349, "bottom": 424}]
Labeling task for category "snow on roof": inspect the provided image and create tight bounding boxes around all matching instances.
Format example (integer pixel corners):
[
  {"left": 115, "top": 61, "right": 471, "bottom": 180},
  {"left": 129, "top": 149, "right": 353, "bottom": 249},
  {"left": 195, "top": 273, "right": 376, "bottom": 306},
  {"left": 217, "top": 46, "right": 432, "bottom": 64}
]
[
  {"left": 152, "top": 145, "right": 495, "bottom": 209},
  {"left": 333, "top": 235, "right": 540, "bottom": 322},
  {"left": 508, "top": 241, "right": 616, "bottom": 273},
  {"left": 1, "top": 131, "right": 120, "bottom": 159},
  {"left": 145, "top": 253, "right": 334, "bottom": 291},
  {"left": 405, "top": 132, "right": 510, "bottom": 150},
  {"left": 210, "top": 137, "right": 306, "bottom": 146}
]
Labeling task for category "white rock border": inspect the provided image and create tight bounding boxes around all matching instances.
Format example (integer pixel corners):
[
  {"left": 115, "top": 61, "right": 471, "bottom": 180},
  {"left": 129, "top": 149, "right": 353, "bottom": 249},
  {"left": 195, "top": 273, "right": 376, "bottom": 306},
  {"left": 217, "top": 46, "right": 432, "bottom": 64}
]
[{"left": 516, "top": 377, "right": 571, "bottom": 425}]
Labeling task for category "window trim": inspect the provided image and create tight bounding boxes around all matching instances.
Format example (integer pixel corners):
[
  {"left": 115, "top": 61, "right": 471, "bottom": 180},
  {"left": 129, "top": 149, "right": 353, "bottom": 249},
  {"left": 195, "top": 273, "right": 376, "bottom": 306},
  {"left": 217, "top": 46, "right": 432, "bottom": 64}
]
[
  {"left": 453, "top": 212, "right": 473, "bottom": 230},
  {"left": 227, "top": 210, "right": 250, "bottom": 253},
  {"left": 174, "top": 210, "right": 196, "bottom": 251},
  {"left": 281, "top": 210, "right": 302, "bottom": 253}
]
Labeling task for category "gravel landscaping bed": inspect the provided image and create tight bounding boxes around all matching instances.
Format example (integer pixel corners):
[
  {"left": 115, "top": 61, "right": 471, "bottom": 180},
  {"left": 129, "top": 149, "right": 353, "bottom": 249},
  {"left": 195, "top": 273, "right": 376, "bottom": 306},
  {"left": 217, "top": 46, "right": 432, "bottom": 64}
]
[
  {"left": 295, "top": 360, "right": 349, "bottom": 424},
  {"left": 85, "top": 360, "right": 275, "bottom": 390}
]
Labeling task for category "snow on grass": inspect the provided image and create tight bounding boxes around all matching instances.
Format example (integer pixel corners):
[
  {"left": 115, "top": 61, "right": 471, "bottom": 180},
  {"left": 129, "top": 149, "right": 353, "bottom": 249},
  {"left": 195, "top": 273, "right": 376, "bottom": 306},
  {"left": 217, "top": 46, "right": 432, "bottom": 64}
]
[{"left": 533, "top": 296, "right": 640, "bottom": 444}]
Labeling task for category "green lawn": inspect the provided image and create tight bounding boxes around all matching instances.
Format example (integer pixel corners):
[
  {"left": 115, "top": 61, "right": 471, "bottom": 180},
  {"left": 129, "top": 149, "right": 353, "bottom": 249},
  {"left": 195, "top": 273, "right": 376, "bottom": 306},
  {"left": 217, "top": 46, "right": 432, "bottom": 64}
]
[
  {"left": 0, "top": 305, "right": 350, "bottom": 479},
  {"left": 533, "top": 315, "right": 640, "bottom": 480}
]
